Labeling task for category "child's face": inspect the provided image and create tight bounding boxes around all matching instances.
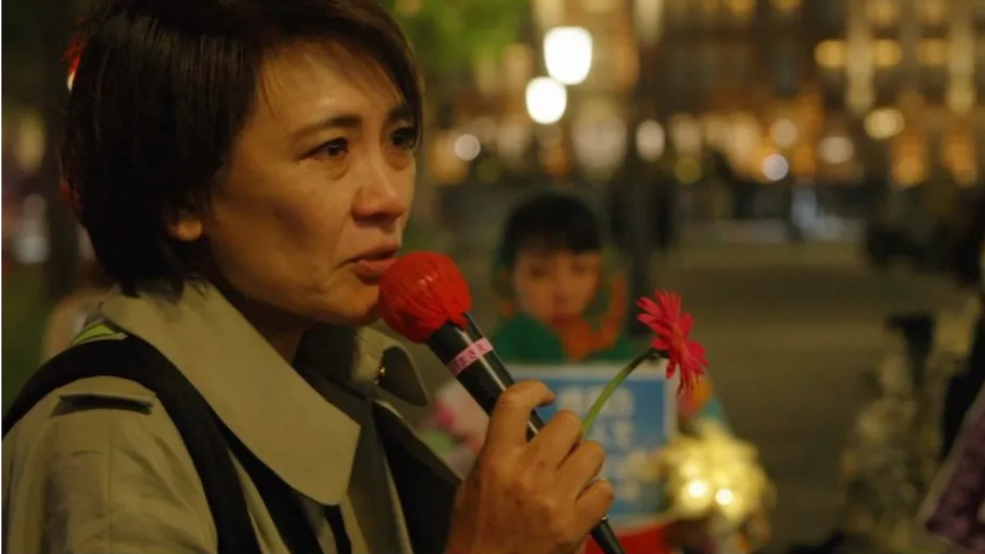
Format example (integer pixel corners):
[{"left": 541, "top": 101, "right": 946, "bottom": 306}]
[{"left": 511, "top": 249, "right": 602, "bottom": 324}]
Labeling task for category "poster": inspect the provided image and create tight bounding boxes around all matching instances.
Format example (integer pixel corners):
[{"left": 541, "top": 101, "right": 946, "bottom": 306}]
[{"left": 513, "top": 361, "right": 677, "bottom": 527}]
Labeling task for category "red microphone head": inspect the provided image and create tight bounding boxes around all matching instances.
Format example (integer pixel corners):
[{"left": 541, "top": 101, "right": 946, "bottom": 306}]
[{"left": 378, "top": 252, "right": 472, "bottom": 343}]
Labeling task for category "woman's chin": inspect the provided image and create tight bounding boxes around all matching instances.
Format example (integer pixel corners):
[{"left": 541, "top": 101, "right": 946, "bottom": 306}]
[
  {"left": 350, "top": 306, "right": 382, "bottom": 328},
  {"left": 551, "top": 313, "right": 583, "bottom": 324},
  {"left": 312, "top": 288, "right": 382, "bottom": 328}
]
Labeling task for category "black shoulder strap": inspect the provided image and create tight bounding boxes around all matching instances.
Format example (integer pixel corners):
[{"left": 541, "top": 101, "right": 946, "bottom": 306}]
[
  {"left": 222, "top": 426, "right": 331, "bottom": 554},
  {"left": 373, "top": 402, "right": 459, "bottom": 554},
  {"left": 3, "top": 337, "right": 261, "bottom": 554}
]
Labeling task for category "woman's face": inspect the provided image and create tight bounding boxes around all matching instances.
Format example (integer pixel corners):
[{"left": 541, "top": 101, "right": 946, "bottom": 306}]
[
  {"left": 171, "top": 41, "right": 416, "bottom": 328},
  {"left": 511, "top": 249, "right": 603, "bottom": 324}
]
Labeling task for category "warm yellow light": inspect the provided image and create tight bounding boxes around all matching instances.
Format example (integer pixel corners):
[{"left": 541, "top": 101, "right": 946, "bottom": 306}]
[
  {"left": 533, "top": 0, "right": 565, "bottom": 30},
  {"left": 815, "top": 40, "right": 847, "bottom": 69},
  {"left": 818, "top": 136, "right": 855, "bottom": 165},
  {"left": 865, "top": 108, "right": 904, "bottom": 140},
  {"left": 702, "top": 113, "right": 731, "bottom": 150},
  {"left": 874, "top": 40, "right": 902, "bottom": 68},
  {"left": 920, "top": 0, "right": 946, "bottom": 25},
  {"left": 869, "top": 0, "right": 898, "bottom": 27},
  {"left": 670, "top": 115, "right": 702, "bottom": 155},
  {"left": 865, "top": 108, "right": 905, "bottom": 140},
  {"left": 893, "top": 156, "right": 925, "bottom": 188},
  {"left": 583, "top": 0, "right": 618, "bottom": 14},
  {"left": 770, "top": 118, "right": 799, "bottom": 148},
  {"left": 637, "top": 120, "right": 666, "bottom": 162},
  {"left": 634, "top": 0, "right": 666, "bottom": 45},
  {"left": 13, "top": 111, "right": 47, "bottom": 174},
  {"left": 948, "top": 84, "right": 976, "bottom": 114},
  {"left": 686, "top": 480, "right": 711, "bottom": 498},
  {"left": 725, "top": 0, "right": 755, "bottom": 14}
]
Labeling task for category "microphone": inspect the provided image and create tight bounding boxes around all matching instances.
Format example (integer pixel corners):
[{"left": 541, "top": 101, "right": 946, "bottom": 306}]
[{"left": 379, "top": 252, "right": 625, "bottom": 554}]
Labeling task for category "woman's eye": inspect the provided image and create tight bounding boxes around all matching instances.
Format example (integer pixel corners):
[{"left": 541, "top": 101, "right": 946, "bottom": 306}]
[
  {"left": 313, "top": 138, "right": 349, "bottom": 158},
  {"left": 572, "top": 263, "right": 592, "bottom": 276},
  {"left": 390, "top": 126, "right": 419, "bottom": 150},
  {"left": 526, "top": 266, "right": 550, "bottom": 279}
]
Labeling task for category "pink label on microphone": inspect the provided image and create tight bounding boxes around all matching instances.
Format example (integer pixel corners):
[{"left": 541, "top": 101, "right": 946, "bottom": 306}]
[{"left": 447, "top": 338, "right": 494, "bottom": 376}]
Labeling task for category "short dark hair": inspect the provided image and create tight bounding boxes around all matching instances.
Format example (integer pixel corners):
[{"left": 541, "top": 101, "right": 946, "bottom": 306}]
[
  {"left": 500, "top": 192, "right": 604, "bottom": 269},
  {"left": 61, "top": 0, "right": 422, "bottom": 295}
]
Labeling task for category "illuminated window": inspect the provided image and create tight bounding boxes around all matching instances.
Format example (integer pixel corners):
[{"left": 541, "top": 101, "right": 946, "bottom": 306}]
[
  {"left": 815, "top": 40, "right": 848, "bottom": 69},
  {"left": 920, "top": 0, "right": 947, "bottom": 25},
  {"left": 865, "top": 108, "right": 905, "bottom": 140},
  {"left": 868, "top": 0, "right": 899, "bottom": 27},
  {"left": 874, "top": 40, "right": 903, "bottom": 68},
  {"left": 919, "top": 39, "right": 949, "bottom": 66}
]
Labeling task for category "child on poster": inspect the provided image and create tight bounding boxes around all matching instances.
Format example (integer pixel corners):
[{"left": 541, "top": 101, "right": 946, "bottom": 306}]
[{"left": 419, "top": 191, "right": 732, "bottom": 552}]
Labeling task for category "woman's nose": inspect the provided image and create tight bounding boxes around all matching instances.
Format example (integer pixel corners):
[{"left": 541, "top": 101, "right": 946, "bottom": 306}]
[{"left": 352, "top": 161, "right": 409, "bottom": 223}]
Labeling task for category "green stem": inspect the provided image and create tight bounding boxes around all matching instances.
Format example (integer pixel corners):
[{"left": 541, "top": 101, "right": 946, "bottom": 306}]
[{"left": 582, "top": 348, "right": 659, "bottom": 435}]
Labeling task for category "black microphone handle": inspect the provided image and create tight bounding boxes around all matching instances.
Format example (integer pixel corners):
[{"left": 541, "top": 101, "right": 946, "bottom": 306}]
[{"left": 427, "top": 316, "right": 626, "bottom": 554}]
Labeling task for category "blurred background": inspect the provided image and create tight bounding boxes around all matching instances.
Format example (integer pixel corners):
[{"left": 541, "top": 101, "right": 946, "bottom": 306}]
[{"left": 3, "top": 0, "right": 985, "bottom": 552}]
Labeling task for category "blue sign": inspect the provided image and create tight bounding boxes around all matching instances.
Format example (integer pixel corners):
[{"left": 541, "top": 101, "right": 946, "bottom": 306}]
[{"left": 513, "top": 363, "right": 675, "bottom": 524}]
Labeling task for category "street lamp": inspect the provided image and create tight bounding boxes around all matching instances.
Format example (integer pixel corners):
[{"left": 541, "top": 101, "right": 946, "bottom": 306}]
[
  {"left": 818, "top": 135, "right": 855, "bottom": 165},
  {"left": 525, "top": 77, "right": 567, "bottom": 125},
  {"left": 543, "top": 26, "right": 593, "bottom": 85},
  {"left": 864, "top": 108, "right": 904, "bottom": 140},
  {"left": 637, "top": 119, "right": 666, "bottom": 162},
  {"left": 770, "top": 118, "right": 800, "bottom": 149},
  {"left": 762, "top": 153, "right": 790, "bottom": 182}
]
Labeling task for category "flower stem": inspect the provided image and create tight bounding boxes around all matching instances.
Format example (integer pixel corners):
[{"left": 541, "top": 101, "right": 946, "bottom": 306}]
[{"left": 582, "top": 348, "right": 659, "bottom": 435}]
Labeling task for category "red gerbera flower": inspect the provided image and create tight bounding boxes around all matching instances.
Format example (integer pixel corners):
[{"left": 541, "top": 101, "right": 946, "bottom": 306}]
[
  {"left": 64, "top": 35, "right": 84, "bottom": 91},
  {"left": 636, "top": 290, "right": 707, "bottom": 393}
]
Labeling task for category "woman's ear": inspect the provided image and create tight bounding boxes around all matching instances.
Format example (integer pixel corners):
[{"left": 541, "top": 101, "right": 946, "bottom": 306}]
[{"left": 166, "top": 202, "right": 204, "bottom": 243}]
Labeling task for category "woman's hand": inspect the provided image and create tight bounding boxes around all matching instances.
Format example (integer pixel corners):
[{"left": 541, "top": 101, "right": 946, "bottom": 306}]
[{"left": 445, "top": 380, "right": 615, "bottom": 554}]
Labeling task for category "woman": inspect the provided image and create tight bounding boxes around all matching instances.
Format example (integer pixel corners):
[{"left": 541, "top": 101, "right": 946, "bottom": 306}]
[{"left": 2, "top": 2, "right": 615, "bottom": 553}]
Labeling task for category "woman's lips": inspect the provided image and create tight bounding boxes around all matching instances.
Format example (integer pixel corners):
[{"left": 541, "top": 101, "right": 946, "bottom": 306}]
[{"left": 351, "top": 256, "right": 397, "bottom": 281}]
